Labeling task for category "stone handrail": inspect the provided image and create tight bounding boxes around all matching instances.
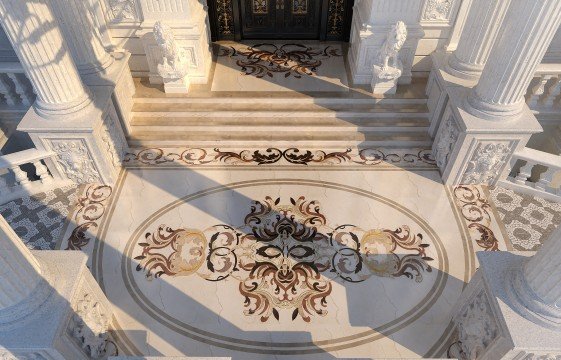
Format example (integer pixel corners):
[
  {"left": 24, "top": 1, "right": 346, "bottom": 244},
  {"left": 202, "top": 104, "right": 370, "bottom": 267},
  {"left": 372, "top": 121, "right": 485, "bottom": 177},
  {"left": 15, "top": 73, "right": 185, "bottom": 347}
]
[
  {"left": 0, "top": 148, "right": 69, "bottom": 204},
  {"left": 525, "top": 63, "right": 561, "bottom": 112},
  {"left": 0, "top": 62, "right": 36, "bottom": 107},
  {"left": 498, "top": 147, "right": 561, "bottom": 202}
]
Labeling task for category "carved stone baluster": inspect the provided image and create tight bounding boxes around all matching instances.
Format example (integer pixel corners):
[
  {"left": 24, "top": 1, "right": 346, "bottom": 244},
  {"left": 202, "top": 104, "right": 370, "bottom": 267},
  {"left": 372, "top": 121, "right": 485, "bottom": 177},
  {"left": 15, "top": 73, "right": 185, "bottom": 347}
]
[
  {"left": 535, "top": 167, "right": 556, "bottom": 192},
  {"left": 6, "top": 73, "right": 35, "bottom": 106},
  {"left": 527, "top": 75, "right": 553, "bottom": 108},
  {"left": 0, "top": 73, "right": 18, "bottom": 105},
  {"left": 514, "top": 161, "right": 535, "bottom": 185},
  {"left": 33, "top": 160, "right": 51, "bottom": 184},
  {"left": 543, "top": 76, "right": 561, "bottom": 109},
  {"left": 10, "top": 165, "right": 29, "bottom": 186}
]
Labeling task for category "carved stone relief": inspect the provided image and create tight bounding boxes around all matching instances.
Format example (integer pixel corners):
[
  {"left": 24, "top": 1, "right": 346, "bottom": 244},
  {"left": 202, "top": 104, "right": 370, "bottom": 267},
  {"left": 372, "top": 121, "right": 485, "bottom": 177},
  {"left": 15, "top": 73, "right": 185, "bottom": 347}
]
[
  {"left": 108, "top": 0, "right": 139, "bottom": 22},
  {"left": 101, "top": 114, "right": 126, "bottom": 169},
  {"left": 432, "top": 115, "right": 459, "bottom": 171},
  {"left": 49, "top": 140, "right": 102, "bottom": 184},
  {"left": 453, "top": 289, "right": 499, "bottom": 360},
  {"left": 68, "top": 288, "right": 112, "bottom": 359},
  {"left": 462, "top": 142, "right": 512, "bottom": 185},
  {"left": 422, "top": 0, "right": 454, "bottom": 21}
]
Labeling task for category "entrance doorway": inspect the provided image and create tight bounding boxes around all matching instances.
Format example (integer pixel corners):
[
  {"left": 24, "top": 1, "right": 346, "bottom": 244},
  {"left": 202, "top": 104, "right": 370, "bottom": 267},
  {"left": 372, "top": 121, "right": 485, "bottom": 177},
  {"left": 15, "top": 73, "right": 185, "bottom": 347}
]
[{"left": 208, "top": 0, "right": 354, "bottom": 41}]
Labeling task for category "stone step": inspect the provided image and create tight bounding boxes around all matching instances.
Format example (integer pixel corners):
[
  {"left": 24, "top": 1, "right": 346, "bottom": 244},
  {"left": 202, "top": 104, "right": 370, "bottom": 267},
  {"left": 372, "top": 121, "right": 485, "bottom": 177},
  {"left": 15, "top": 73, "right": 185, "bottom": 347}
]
[
  {"left": 132, "top": 102, "right": 429, "bottom": 113},
  {"left": 130, "top": 116, "right": 430, "bottom": 128},
  {"left": 127, "top": 130, "right": 433, "bottom": 148}
]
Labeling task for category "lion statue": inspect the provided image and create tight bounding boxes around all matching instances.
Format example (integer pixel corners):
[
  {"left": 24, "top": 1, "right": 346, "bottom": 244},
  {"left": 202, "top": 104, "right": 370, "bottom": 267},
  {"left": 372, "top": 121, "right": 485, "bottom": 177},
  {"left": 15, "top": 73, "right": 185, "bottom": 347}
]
[
  {"left": 153, "top": 21, "right": 189, "bottom": 78},
  {"left": 377, "top": 21, "right": 407, "bottom": 70}
]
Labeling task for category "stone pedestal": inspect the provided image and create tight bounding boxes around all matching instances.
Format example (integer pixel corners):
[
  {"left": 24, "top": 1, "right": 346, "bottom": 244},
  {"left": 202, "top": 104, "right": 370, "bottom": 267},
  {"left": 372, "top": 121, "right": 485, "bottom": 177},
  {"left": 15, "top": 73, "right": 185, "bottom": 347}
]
[
  {"left": 371, "top": 64, "right": 402, "bottom": 95},
  {"left": 0, "top": 216, "right": 115, "bottom": 359},
  {"left": 450, "top": 251, "right": 561, "bottom": 359},
  {"left": 425, "top": 51, "right": 478, "bottom": 138},
  {"left": 18, "top": 85, "right": 127, "bottom": 185},
  {"left": 432, "top": 87, "right": 542, "bottom": 186},
  {"left": 0, "top": 251, "right": 116, "bottom": 359},
  {"left": 162, "top": 76, "right": 191, "bottom": 94}
]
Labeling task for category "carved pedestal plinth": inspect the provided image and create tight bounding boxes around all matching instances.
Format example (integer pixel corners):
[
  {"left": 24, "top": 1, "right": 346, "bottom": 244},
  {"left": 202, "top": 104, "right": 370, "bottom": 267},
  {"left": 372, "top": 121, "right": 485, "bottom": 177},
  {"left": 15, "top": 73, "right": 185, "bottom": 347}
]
[
  {"left": 18, "top": 86, "right": 128, "bottom": 185},
  {"left": 371, "top": 63, "right": 402, "bottom": 95},
  {"left": 0, "top": 251, "right": 115, "bottom": 359},
  {"left": 451, "top": 252, "right": 561, "bottom": 360},
  {"left": 432, "top": 87, "right": 541, "bottom": 186},
  {"left": 425, "top": 51, "right": 478, "bottom": 138},
  {"left": 162, "top": 76, "right": 191, "bottom": 94}
]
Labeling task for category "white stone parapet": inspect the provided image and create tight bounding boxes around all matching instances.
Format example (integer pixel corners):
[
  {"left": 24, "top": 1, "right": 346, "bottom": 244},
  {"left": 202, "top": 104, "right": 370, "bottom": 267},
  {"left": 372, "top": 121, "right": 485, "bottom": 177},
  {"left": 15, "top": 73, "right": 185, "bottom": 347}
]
[
  {"left": 0, "top": 216, "right": 42, "bottom": 311},
  {"left": 0, "top": 0, "right": 92, "bottom": 118},
  {"left": 446, "top": 0, "right": 512, "bottom": 80},
  {"left": 49, "top": 0, "right": 114, "bottom": 75},
  {"left": 466, "top": 0, "right": 561, "bottom": 120}
]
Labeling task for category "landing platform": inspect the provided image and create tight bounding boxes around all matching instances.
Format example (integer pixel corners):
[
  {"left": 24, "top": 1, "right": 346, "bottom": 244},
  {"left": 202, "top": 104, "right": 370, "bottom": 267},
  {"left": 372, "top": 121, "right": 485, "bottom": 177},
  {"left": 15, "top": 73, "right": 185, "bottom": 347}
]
[{"left": 58, "top": 151, "right": 510, "bottom": 359}]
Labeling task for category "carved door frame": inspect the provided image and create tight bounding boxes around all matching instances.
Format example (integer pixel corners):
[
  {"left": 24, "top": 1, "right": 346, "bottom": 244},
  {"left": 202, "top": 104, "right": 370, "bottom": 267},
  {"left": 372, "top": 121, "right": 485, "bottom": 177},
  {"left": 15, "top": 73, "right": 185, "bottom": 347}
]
[{"left": 207, "top": 0, "right": 354, "bottom": 41}]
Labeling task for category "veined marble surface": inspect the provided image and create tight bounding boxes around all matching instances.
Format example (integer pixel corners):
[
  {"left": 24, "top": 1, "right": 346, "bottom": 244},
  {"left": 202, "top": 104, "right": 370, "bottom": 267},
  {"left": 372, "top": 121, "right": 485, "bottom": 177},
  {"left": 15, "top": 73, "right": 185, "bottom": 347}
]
[
  {"left": 59, "top": 160, "right": 509, "bottom": 359},
  {"left": 211, "top": 42, "right": 349, "bottom": 92}
]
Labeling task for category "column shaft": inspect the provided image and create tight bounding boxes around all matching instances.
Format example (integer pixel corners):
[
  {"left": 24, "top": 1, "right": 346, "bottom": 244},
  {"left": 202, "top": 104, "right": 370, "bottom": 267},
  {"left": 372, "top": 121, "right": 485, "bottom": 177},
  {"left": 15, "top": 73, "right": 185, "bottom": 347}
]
[
  {"left": 447, "top": 0, "right": 511, "bottom": 79},
  {"left": 50, "top": 0, "right": 113, "bottom": 75},
  {"left": 0, "top": 0, "right": 92, "bottom": 116},
  {"left": 467, "top": 0, "right": 561, "bottom": 120},
  {"left": 0, "top": 216, "right": 42, "bottom": 310},
  {"left": 524, "top": 225, "right": 561, "bottom": 306}
]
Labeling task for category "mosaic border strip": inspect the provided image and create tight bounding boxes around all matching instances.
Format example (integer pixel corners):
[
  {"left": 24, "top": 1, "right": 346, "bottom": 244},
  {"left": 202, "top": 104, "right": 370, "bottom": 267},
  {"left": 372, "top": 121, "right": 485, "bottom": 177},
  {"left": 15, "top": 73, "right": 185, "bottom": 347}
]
[{"left": 124, "top": 147, "right": 437, "bottom": 168}]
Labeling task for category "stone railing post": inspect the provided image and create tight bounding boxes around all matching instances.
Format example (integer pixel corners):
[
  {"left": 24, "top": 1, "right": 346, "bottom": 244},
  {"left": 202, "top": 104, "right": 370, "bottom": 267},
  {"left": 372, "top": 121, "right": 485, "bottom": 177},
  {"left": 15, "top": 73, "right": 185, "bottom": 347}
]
[
  {"left": 0, "top": 215, "right": 116, "bottom": 359},
  {"left": 0, "top": 0, "right": 128, "bottom": 185},
  {"left": 466, "top": 0, "right": 561, "bottom": 121},
  {"left": 451, "top": 226, "right": 561, "bottom": 359},
  {"left": 446, "top": 0, "right": 512, "bottom": 80}
]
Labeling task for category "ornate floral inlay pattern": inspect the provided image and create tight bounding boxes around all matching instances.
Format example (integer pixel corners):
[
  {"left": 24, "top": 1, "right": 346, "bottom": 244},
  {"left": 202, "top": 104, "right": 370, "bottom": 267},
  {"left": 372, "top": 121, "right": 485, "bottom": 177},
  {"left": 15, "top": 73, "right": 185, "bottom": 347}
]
[
  {"left": 326, "top": 0, "right": 347, "bottom": 36},
  {"left": 218, "top": 43, "right": 342, "bottom": 78},
  {"left": 135, "top": 196, "right": 433, "bottom": 322},
  {"left": 422, "top": 0, "right": 454, "bottom": 21},
  {"left": 66, "top": 185, "right": 113, "bottom": 251},
  {"left": 253, "top": 0, "right": 268, "bottom": 13},
  {"left": 124, "top": 147, "right": 437, "bottom": 167},
  {"left": 215, "top": 0, "right": 235, "bottom": 35},
  {"left": 292, "top": 0, "right": 308, "bottom": 14},
  {"left": 453, "top": 185, "right": 499, "bottom": 251}
]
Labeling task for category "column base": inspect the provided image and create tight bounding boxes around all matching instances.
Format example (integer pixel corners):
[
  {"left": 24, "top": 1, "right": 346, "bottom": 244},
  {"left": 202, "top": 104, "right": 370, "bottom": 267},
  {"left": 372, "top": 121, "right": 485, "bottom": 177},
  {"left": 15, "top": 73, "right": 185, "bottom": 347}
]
[
  {"left": 432, "top": 87, "right": 542, "bottom": 186},
  {"left": 445, "top": 53, "right": 484, "bottom": 81},
  {"left": 0, "top": 251, "right": 116, "bottom": 359},
  {"left": 425, "top": 51, "right": 478, "bottom": 138},
  {"left": 18, "top": 85, "right": 128, "bottom": 185},
  {"left": 450, "top": 252, "right": 561, "bottom": 360},
  {"left": 465, "top": 91, "right": 527, "bottom": 121},
  {"left": 81, "top": 51, "right": 136, "bottom": 135}
]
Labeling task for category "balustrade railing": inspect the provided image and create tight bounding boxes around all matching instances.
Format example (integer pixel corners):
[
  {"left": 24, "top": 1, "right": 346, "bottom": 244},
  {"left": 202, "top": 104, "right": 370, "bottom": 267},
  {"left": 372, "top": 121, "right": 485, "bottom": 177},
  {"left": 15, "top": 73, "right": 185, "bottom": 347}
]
[
  {"left": 0, "top": 62, "right": 35, "bottom": 108},
  {"left": 0, "top": 149, "right": 69, "bottom": 204},
  {"left": 525, "top": 63, "right": 561, "bottom": 112},
  {"left": 498, "top": 147, "right": 561, "bottom": 202}
]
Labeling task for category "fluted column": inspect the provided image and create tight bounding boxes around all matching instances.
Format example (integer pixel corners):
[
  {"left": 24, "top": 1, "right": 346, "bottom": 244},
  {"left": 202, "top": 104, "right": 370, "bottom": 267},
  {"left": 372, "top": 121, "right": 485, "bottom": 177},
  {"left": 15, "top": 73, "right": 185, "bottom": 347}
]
[
  {"left": 523, "top": 225, "right": 561, "bottom": 309},
  {"left": 0, "top": 216, "right": 42, "bottom": 310},
  {"left": 466, "top": 0, "right": 561, "bottom": 120},
  {"left": 0, "top": 0, "right": 92, "bottom": 117},
  {"left": 49, "top": 0, "right": 113, "bottom": 75},
  {"left": 446, "top": 0, "right": 512, "bottom": 80}
]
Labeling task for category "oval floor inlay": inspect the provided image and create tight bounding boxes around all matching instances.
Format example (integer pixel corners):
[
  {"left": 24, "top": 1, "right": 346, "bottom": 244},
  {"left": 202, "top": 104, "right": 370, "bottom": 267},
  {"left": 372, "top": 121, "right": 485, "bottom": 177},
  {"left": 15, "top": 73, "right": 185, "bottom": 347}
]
[{"left": 114, "top": 179, "right": 449, "bottom": 354}]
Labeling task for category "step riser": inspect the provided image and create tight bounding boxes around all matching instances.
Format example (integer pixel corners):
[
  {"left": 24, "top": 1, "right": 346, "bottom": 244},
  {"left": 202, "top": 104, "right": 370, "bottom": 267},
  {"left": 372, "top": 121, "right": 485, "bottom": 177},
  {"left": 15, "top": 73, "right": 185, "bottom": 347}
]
[
  {"left": 133, "top": 97, "right": 428, "bottom": 105},
  {"left": 128, "top": 140, "right": 433, "bottom": 148},
  {"left": 129, "top": 126, "right": 430, "bottom": 133},
  {"left": 131, "top": 112, "right": 429, "bottom": 119}
]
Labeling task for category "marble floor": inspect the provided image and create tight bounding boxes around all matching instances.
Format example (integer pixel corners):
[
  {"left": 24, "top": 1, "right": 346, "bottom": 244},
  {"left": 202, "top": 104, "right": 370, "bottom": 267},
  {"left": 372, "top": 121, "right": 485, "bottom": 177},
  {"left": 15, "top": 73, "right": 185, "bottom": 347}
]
[
  {"left": 211, "top": 42, "right": 349, "bottom": 92},
  {"left": 56, "top": 147, "right": 511, "bottom": 359}
]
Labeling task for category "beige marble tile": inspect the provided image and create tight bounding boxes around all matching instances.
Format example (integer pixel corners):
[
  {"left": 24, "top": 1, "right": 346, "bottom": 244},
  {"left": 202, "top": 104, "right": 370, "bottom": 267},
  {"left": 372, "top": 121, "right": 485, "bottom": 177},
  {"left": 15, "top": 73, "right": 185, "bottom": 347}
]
[
  {"left": 65, "top": 164, "right": 485, "bottom": 359},
  {"left": 211, "top": 43, "right": 349, "bottom": 92}
]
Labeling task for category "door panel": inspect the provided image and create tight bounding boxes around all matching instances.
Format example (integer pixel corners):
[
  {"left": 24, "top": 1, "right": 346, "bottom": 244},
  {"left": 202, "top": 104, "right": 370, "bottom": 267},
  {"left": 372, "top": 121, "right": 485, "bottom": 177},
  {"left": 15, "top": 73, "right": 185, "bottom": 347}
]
[
  {"left": 282, "top": 0, "right": 321, "bottom": 38},
  {"left": 240, "top": 0, "right": 278, "bottom": 38}
]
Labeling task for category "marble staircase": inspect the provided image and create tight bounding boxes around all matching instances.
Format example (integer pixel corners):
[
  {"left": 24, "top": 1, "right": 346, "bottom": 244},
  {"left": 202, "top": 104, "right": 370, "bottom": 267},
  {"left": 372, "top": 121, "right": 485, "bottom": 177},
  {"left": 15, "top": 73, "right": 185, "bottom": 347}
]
[{"left": 127, "top": 96, "right": 432, "bottom": 148}]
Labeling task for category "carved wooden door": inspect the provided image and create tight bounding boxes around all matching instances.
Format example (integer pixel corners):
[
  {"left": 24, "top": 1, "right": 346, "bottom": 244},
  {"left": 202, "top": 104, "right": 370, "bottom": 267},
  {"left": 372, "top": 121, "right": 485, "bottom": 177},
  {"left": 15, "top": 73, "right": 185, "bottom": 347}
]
[{"left": 239, "top": 0, "right": 321, "bottom": 39}]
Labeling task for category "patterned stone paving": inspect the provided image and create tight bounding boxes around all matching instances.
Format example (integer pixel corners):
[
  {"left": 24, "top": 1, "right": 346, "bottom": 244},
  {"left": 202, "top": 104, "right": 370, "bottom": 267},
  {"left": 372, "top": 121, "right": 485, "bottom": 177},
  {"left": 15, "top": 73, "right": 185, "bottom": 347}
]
[
  {"left": 489, "top": 186, "right": 561, "bottom": 251},
  {"left": 0, "top": 184, "right": 80, "bottom": 250}
]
